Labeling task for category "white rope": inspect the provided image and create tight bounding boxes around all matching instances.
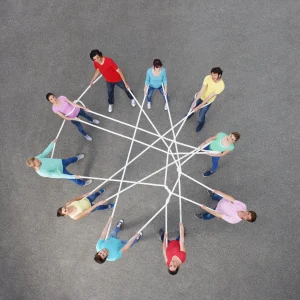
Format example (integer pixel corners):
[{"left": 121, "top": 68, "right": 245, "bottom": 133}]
[
  {"left": 50, "top": 75, "right": 102, "bottom": 158},
  {"left": 105, "top": 90, "right": 148, "bottom": 239}
]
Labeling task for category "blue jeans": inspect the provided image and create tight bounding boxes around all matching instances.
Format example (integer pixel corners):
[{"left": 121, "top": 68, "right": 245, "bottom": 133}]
[
  {"left": 109, "top": 226, "right": 140, "bottom": 247},
  {"left": 71, "top": 109, "right": 93, "bottom": 137},
  {"left": 62, "top": 156, "right": 86, "bottom": 186},
  {"left": 204, "top": 146, "right": 220, "bottom": 173},
  {"left": 87, "top": 191, "right": 110, "bottom": 211},
  {"left": 188, "top": 98, "right": 211, "bottom": 131},
  {"left": 106, "top": 81, "right": 133, "bottom": 104},
  {"left": 147, "top": 86, "right": 170, "bottom": 103},
  {"left": 202, "top": 193, "right": 223, "bottom": 220}
]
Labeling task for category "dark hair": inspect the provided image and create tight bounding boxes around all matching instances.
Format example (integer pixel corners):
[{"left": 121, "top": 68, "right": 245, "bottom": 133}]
[
  {"left": 248, "top": 211, "right": 257, "bottom": 223},
  {"left": 211, "top": 67, "right": 223, "bottom": 77},
  {"left": 168, "top": 267, "right": 179, "bottom": 275},
  {"left": 46, "top": 93, "right": 55, "bottom": 101},
  {"left": 94, "top": 252, "right": 107, "bottom": 264},
  {"left": 90, "top": 49, "right": 103, "bottom": 61},
  {"left": 231, "top": 132, "right": 241, "bottom": 142},
  {"left": 153, "top": 59, "right": 162, "bottom": 68},
  {"left": 57, "top": 207, "right": 65, "bottom": 217}
]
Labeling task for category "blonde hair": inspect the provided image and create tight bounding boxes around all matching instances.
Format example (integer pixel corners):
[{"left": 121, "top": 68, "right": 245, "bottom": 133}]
[{"left": 26, "top": 157, "right": 36, "bottom": 167}]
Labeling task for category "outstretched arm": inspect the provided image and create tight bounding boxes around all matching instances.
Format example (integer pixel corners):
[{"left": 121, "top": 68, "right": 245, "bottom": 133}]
[
  {"left": 100, "top": 216, "right": 113, "bottom": 239},
  {"left": 65, "top": 98, "right": 89, "bottom": 111},
  {"left": 199, "top": 135, "right": 218, "bottom": 149},
  {"left": 116, "top": 68, "right": 129, "bottom": 89},
  {"left": 193, "top": 92, "right": 217, "bottom": 112},
  {"left": 201, "top": 205, "right": 223, "bottom": 218},
  {"left": 35, "top": 141, "right": 55, "bottom": 159},
  {"left": 121, "top": 232, "right": 140, "bottom": 254},
  {"left": 213, "top": 190, "right": 236, "bottom": 202},
  {"left": 73, "top": 200, "right": 108, "bottom": 221},
  {"left": 90, "top": 69, "right": 101, "bottom": 86},
  {"left": 179, "top": 223, "right": 186, "bottom": 251},
  {"left": 162, "top": 232, "right": 168, "bottom": 263},
  {"left": 65, "top": 193, "right": 90, "bottom": 206}
]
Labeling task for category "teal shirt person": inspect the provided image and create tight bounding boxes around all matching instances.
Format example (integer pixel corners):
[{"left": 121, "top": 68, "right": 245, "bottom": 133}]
[
  {"left": 96, "top": 238, "right": 123, "bottom": 261},
  {"left": 209, "top": 132, "right": 235, "bottom": 152},
  {"left": 35, "top": 142, "right": 75, "bottom": 179},
  {"left": 145, "top": 67, "right": 167, "bottom": 88}
]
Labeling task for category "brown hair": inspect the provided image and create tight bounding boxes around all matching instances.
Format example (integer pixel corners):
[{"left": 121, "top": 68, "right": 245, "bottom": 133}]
[
  {"left": 248, "top": 211, "right": 257, "bottom": 223},
  {"left": 94, "top": 252, "right": 107, "bottom": 264},
  {"left": 153, "top": 59, "right": 162, "bottom": 68},
  {"left": 26, "top": 157, "right": 36, "bottom": 167},
  {"left": 168, "top": 267, "right": 179, "bottom": 275},
  {"left": 57, "top": 208, "right": 66, "bottom": 217},
  {"left": 231, "top": 132, "right": 240, "bottom": 142}
]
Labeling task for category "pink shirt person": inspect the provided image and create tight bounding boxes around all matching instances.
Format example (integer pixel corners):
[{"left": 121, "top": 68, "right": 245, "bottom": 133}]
[{"left": 52, "top": 96, "right": 80, "bottom": 118}]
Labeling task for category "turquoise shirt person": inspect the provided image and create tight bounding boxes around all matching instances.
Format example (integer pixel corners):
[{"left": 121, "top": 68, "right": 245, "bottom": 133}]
[
  {"left": 96, "top": 237, "right": 123, "bottom": 261},
  {"left": 35, "top": 142, "right": 75, "bottom": 179},
  {"left": 145, "top": 67, "right": 167, "bottom": 88},
  {"left": 209, "top": 132, "right": 235, "bottom": 152}
]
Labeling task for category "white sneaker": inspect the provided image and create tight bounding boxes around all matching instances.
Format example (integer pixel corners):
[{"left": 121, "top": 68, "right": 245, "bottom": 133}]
[
  {"left": 147, "top": 102, "right": 151, "bottom": 109},
  {"left": 77, "top": 154, "right": 85, "bottom": 160},
  {"left": 84, "top": 179, "right": 93, "bottom": 186},
  {"left": 84, "top": 135, "right": 92, "bottom": 141},
  {"left": 108, "top": 104, "right": 113, "bottom": 113},
  {"left": 164, "top": 102, "right": 168, "bottom": 110},
  {"left": 93, "top": 119, "right": 100, "bottom": 124},
  {"left": 131, "top": 99, "right": 136, "bottom": 107}
]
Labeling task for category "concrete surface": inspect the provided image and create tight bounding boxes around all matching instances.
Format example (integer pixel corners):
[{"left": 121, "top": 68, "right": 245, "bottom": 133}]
[{"left": 1, "top": 0, "right": 300, "bottom": 299}]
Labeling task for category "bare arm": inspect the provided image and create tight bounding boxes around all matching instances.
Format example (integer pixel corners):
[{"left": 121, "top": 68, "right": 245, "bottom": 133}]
[
  {"left": 73, "top": 200, "right": 107, "bottom": 221},
  {"left": 90, "top": 69, "right": 101, "bottom": 86},
  {"left": 213, "top": 190, "right": 236, "bottom": 202},
  {"left": 121, "top": 232, "right": 140, "bottom": 254},
  {"left": 207, "top": 150, "right": 231, "bottom": 157},
  {"left": 100, "top": 216, "right": 113, "bottom": 239},
  {"left": 65, "top": 193, "right": 90, "bottom": 206},
  {"left": 199, "top": 135, "right": 218, "bottom": 149},
  {"left": 201, "top": 205, "right": 223, "bottom": 218},
  {"left": 162, "top": 232, "right": 168, "bottom": 263},
  {"left": 64, "top": 98, "right": 89, "bottom": 111},
  {"left": 55, "top": 111, "right": 76, "bottom": 121},
  {"left": 116, "top": 68, "right": 129, "bottom": 89},
  {"left": 193, "top": 92, "right": 217, "bottom": 113},
  {"left": 179, "top": 223, "right": 186, "bottom": 251}
]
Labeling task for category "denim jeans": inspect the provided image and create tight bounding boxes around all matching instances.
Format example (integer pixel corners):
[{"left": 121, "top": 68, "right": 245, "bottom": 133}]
[
  {"left": 109, "top": 225, "right": 139, "bottom": 247},
  {"left": 187, "top": 98, "right": 211, "bottom": 131},
  {"left": 204, "top": 145, "right": 220, "bottom": 173},
  {"left": 147, "top": 86, "right": 170, "bottom": 103},
  {"left": 202, "top": 193, "right": 223, "bottom": 220},
  {"left": 62, "top": 156, "right": 86, "bottom": 186},
  {"left": 106, "top": 80, "right": 133, "bottom": 104},
  {"left": 71, "top": 109, "right": 94, "bottom": 137},
  {"left": 87, "top": 191, "right": 110, "bottom": 211}
]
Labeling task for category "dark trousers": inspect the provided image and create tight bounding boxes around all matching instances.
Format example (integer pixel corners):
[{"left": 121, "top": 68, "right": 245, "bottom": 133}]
[
  {"left": 87, "top": 191, "right": 110, "bottom": 211},
  {"left": 202, "top": 193, "right": 223, "bottom": 220},
  {"left": 187, "top": 98, "right": 212, "bottom": 131},
  {"left": 71, "top": 108, "right": 94, "bottom": 136},
  {"left": 106, "top": 80, "right": 133, "bottom": 104},
  {"left": 62, "top": 156, "right": 86, "bottom": 186}
]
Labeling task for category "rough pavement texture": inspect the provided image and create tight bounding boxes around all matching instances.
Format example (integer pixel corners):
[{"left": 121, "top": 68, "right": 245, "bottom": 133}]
[{"left": 1, "top": 0, "right": 300, "bottom": 299}]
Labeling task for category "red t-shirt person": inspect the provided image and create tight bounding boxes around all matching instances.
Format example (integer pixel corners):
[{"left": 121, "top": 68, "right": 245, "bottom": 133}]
[
  {"left": 166, "top": 240, "right": 186, "bottom": 266},
  {"left": 93, "top": 57, "right": 122, "bottom": 83}
]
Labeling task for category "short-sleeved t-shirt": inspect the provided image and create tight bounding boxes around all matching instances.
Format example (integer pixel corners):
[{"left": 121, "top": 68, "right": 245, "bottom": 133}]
[
  {"left": 94, "top": 57, "right": 122, "bottom": 83},
  {"left": 201, "top": 75, "right": 225, "bottom": 104},
  {"left": 209, "top": 132, "right": 234, "bottom": 152},
  {"left": 96, "top": 237, "right": 123, "bottom": 261},
  {"left": 67, "top": 198, "right": 91, "bottom": 217},
  {"left": 52, "top": 96, "right": 80, "bottom": 118},
  {"left": 216, "top": 198, "right": 247, "bottom": 224},
  {"left": 166, "top": 240, "right": 186, "bottom": 266}
]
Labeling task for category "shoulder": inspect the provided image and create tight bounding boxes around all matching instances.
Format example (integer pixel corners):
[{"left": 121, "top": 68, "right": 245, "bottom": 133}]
[
  {"left": 147, "top": 68, "right": 152, "bottom": 74},
  {"left": 203, "top": 75, "right": 211, "bottom": 83},
  {"left": 161, "top": 67, "right": 166, "bottom": 73},
  {"left": 96, "top": 238, "right": 105, "bottom": 251},
  {"left": 217, "top": 132, "right": 227, "bottom": 138}
]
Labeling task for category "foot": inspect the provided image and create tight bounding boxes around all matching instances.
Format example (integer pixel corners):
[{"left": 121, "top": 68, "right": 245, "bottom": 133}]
[
  {"left": 203, "top": 170, "right": 214, "bottom": 177},
  {"left": 116, "top": 219, "right": 124, "bottom": 228},
  {"left": 164, "top": 102, "right": 168, "bottom": 110},
  {"left": 207, "top": 189, "right": 213, "bottom": 197},
  {"left": 159, "top": 228, "right": 164, "bottom": 236},
  {"left": 196, "top": 123, "right": 203, "bottom": 132},
  {"left": 108, "top": 203, "right": 115, "bottom": 209},
  {"left": 84, "top": 135, "right": 92, "bottom": 141},
  {"left": 147, "top": 102, "right": 151, "bottom": 109},
  {"left": 108, "top": 104, "right": 113, "bottom": 113},
  {"left": 77, "top": 154, "right": 85, "bottom": 160},
  {"left": 131, "top": 99, "right": 136, "bottom": 107},
  {"left": 194, "top": 213, "right": 203, "bottom": 219},
  {"left": 135, "top": 232, "right": 143, "bottom": 241},
  {"left": 84, "top": 179, "right": 93, "bottom": 186},
  {"left": 99, "top": 188, "right": 105, "bottom": 194},
  {"left": 93, "top": 119, "right": 100, "bottom": 124}
]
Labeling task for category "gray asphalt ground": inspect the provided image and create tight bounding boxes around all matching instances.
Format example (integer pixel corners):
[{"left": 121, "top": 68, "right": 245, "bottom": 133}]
[{"left": 1, "top": 1, "right": 300, "bottom": 299}]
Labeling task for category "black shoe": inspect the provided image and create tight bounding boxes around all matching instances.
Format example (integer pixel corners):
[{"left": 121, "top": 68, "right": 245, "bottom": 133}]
[
  {"left": 207, "top": 190, "right": 213, "bottom": 197},
  {"left": 196, "top": 123, "right": 203, "bottom": 132},
  {"left": 194, "top": 213, "right": 203, "bottom": 219},
  {"left": 136, "top": 232, "right": 143, "bottom": 241},
  {"left": 159, "top": 228, "right": 164, "bottom": 241},
  {"left": 203, "top": 170, "right": 214, "bottom": 177}
]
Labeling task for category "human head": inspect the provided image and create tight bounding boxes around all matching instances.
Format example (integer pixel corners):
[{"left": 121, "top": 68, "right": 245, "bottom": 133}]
[
  {"left": 228, "top": 132, "right": 240, "bottom": 142},
  {"left": 211, "top": 67, "right": 223, "bottom": 81},
  {"left": 153, "top": 59, "right": 162, "bottom": 69},
  {"left": 57, "top": 207, "right": 68, "bottom": 217},
  {"left": 90, "top": 49, "right": 103, "bottom": 62},
  {"left": 168, "top": 265, "right": 179, "bottom": 275},
  {"left": 94, "top": 249, "right": 108, "bottom": 264},
  {"left": 46, "top": 93, "right": 56, "bottom": 103},
  {"left": 26, "top": 157, "right": 41, "bottom": 168},
  {"left": 241, "top": 211, "right": 257, "bottom": 222}
]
